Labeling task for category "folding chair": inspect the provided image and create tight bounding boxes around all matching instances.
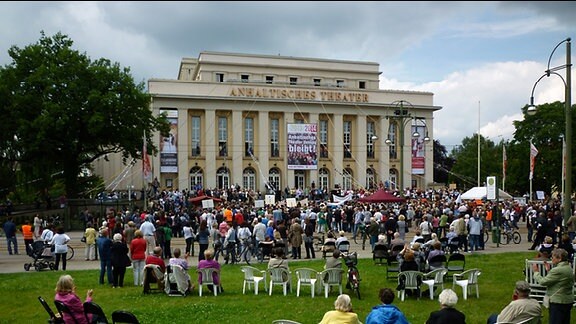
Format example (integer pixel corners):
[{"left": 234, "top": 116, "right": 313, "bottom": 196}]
[
  {"left": 38, "top": 296, "right": 63, "bottom": 324},
  {"left": 446, "top": 252, "right": 465, "bottom": 277},
  {"left": 142, "top": 264, "right": 165, "bottom": 294},
  {"left": 372, "top": 244, "right": 388, "bottom": 265},
  {"left": 83, "top": 301, "right": 109, "bottom": 324},
  {"left": 54, "top": 300, "right": 80, "bottom": 324},
  {"left": 111, "top": 310, "right": 140, "bottom": 324}
]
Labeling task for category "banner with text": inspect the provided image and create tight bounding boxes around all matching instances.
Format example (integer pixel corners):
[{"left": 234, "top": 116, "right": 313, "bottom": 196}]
[
  {"left": 287, "top": 123, "right": 318, "bottom": 170},
  {"left": 160, "top": 109, "right": 178, "bottom": 173},
  {"left": 411, "top": 125, "right": 426, "bottom": 175}
]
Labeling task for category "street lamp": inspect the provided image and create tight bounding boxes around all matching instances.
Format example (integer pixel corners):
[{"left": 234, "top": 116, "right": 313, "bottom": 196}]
[
  {"left": 385, "top": 100, "right": 430, "bottom": 190},
  {"left": 526, "top": 37, "right": 572, "bottom": 223}
]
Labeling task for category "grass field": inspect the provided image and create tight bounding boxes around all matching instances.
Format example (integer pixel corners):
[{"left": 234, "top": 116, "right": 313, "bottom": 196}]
[{"left": 2, "top": 251, "right": 574, "bottom": 324}]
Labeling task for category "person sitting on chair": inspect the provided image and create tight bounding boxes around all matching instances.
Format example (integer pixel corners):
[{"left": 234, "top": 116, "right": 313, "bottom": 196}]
[
  {"left": 410, "top": 230, "right": 424, "bottom": 248},
  {"left": 54, "top": 274, "right": 93, "bottom": 324},
  {"left": 427, "top": 241, "right": 445, "bottom": 262},
  {"left": 325, "top": 249, "right": 342, "bottom": 270},
  {"left": 365, "top": 287, "right": 409, "bottom": 324},
  {"left": 336, "top": 230, "right": 349, "bottom": 247},
  {"left": 322, "top": 231, "right": 337, "bottom": 254},
  {"left": 145, "top": 246, "right": 166, "bottom": 273},
  {"left": 319, "top": 293, "right": 362, "bottom": 324},
  {"left": 486, "top": 280, "right": 542, "bottom": 324},
  {"left": 197, "top": 249, "right": 221, "bottom": 293},
  {"left": 425, "top": 288, "right": 466, "bottom": 324},
  {"left": 169, "top": 248, "right": 192, "bottom": 291},
  {"left": 390, "top": 232, "right": 405, "bottom": 250}
]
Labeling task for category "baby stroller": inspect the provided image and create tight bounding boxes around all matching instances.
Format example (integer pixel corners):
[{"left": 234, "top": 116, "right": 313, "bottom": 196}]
[{"left": 24, "top": 241, "right": 55, "bottom": 271}]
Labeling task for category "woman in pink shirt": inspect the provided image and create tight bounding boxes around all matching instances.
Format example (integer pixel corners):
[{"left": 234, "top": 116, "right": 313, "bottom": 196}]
[{"left": 54, "top": 274, "right": 93, "bottom": 324}]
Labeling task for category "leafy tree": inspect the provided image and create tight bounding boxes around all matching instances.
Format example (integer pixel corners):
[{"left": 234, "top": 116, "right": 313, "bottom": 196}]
[
  {"left": 448, "top": 134, "right": 503, "bottom": 189},
  {"left": 0, "top": 31, "right": 169, "bottom": 200},
  {"left": 511, "top": 101, "right": 575, "bottom": 197},
  {"left": 432, "top": 139, "right": 455, "bottom": 185}
]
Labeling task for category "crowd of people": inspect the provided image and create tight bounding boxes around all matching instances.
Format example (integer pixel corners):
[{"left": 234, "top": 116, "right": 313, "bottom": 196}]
[{"left": 5, "top": 184, "right": 576, "bottom": 323}]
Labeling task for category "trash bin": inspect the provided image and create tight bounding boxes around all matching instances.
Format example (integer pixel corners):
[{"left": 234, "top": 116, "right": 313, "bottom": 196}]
[{"left": 492, "top": 229, "right": 500, "bottom": 244}]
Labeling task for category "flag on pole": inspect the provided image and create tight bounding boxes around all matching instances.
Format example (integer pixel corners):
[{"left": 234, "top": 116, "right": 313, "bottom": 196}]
[
  {"left": 143, "top": 132, "right": 152, "bottom": 183},
  {"left": 529, "top": 142, "right": 538, "bottom": 180},
  {"left": 502, "top": 145, "right": 507, "bottom": 182}
]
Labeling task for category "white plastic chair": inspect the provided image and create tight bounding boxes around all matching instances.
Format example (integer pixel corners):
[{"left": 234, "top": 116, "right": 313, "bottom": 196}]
[
  {"left": 397, "top": 270, "right": 424, "bottom": 301},
  {"left": 452, "top": 268, "right": 481, "bottom": 300},
  {"left": 294, "top": 268, "right": 319, "bottom": 298},
  {"left": 319, "top": 268, "right": 343, "bottom": 298},
  {"left": 268, "top": 268, "right": 291, "bottom": 296},
  {"left": 422, "top": 268, "right": 448, "bottom": 300},
  {"left": 240, "top": 266, "right": 267, "bottom": 295},
  {"left": 197, "top": 267, "right": 220, "bottom": 296}
]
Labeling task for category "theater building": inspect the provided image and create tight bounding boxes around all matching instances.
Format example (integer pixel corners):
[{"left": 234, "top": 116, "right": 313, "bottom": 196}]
[{"left": 95, "top": 52, "right": 441, "bottom": 195}]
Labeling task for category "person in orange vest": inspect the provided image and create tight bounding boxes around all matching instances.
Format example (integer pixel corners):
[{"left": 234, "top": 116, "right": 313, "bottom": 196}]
[
  {"left": 223, "top": 207, "right": 233, "bottom": 223},
  {"left": 21, "top": 220, "right": 34, "bottom": 256}
]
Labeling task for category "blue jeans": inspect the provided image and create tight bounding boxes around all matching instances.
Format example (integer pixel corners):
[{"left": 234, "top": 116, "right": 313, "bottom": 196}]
[
  {"left": 469, "top": 234, "right": 480, "bottom": 251},
  {"left": 6, "top": 236, "right": 18, "bottom": 254},
  {"left": 99, "top": 258, "right": 113, "bottom": 284}
]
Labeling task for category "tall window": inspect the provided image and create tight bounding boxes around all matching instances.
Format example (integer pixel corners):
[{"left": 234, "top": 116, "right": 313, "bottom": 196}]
[
  {"left": 215, "top": 73, "right": 224, "bottom": 82},
  {"left": 320, "top": 120, "right": 328, "bottom": 158},
  {"left": 191, "top": 116, "right": 201, "bottom": 156},
  {"left": 366, "top": 121, "right": 375, "bottom": 159},
  {"left": 319, "top": 168, "right": 330, "bottom": 191},
  {"left": 268, "top": 168, "right": 281, "bottom": 191},
  {"left": 245, "top": 117, "right": 254, "bottom": 157},
  {"left": 343, "top": 169, "right": 353, "bottom": 191},
  {"left": 270, "top": 119, "right": 279, "bottom": 157},
  {"left": 366, "top": 168, "right": 375, "bottom": 189},
  {"left": 389, "top": 169, "right": 397, "bottom": 190},
  {"left": 218, "top": 117, "right": 228, "bottom": 157},
  {"left": 243, "top": 168, "right": 256, "bottom": 190},
  {"left": 388, "top": 123, "right": 397, "bottom": 159},
  {"left": 295, "top": 171, "right": 305, "bottom": 190},
  {"left": 343, "top": 121, "right": 352, "bottom": 158},
  {"left": 217, "top": 167, "right": 229, "bottom": 190},
  {"left": 190, "top": 167, "right": 203, "bottom": 189}
]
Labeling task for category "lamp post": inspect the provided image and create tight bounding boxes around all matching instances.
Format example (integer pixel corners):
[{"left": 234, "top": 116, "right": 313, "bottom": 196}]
[
  {"left": 385, "top": 100, "right": 430, "bottom": 191},
  {"left": 526, "top": 37, "right": 572, "bottom": 223}
]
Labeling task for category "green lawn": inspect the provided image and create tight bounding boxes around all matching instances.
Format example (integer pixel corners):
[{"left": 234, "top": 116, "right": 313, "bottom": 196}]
[{"left": 2, "top": 252, "right": 574, "bottom": 324}]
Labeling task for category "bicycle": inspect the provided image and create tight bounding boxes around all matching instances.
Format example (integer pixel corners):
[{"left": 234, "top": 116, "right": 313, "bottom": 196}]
[
  {"left": 233, "top": 237, "right": 258, "bottom": 265},
  {"left": 353, "top": 224, "right": 368, "bottom": 250},
  {"left": 500, "top": 227, "right": 521, "bottom": 245},
  {"left": 67, "top": 246, "right": 74, "bottom": 260},
  {"left": 342, "top": 251, "right": 361, "bottom": 299}
]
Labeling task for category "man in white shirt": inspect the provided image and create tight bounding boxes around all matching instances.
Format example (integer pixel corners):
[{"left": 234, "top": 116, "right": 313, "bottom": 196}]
[
  {"left": 253, "top": 218, "right": 267, "bottom": 243},
  {"left": 139, "top": 216, "right": 156, "bottom": 255}
]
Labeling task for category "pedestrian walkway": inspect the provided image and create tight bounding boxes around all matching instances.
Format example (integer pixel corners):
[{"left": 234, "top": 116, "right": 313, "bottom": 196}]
[{"left": 0, "top": 222, "right": 533, "bottom": 274}]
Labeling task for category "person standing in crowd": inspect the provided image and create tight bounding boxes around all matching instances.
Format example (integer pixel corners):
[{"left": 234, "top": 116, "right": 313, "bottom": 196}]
[
  {"left": 183, "top": 221, "right": 196, "bottom": 257},
  {"left": 532, "top": 248, "right": 574, "bottom": 324},
  {"left": 425, "top": 289, "right": 466, "bottom": 324},
  {"left": 41, "top": 224, "right": 55, "bottom": 244},
  {"left": 319, "top": 294, "right": 362, "bottom": 324},
  {"left": 3, "top": 217, "right": 18, "bottom": 255},
  {"left": 139, "top": 216, "right": 156, "bottom": 256},
  {"left": 21, "top": 220, "right": 34, "bottom": 255},
  {"left": 197, "top": 219, "right": 211, "bottom": 261},
  {"left": 303, "top": 217, "right": 316, "bottom": 259},
  {"left": 84, "top": 223, "right": 97, "bottom": 261},
  {"left": 123, "top": 221, "right": 136, "bottom": 249},
  {"left": 365, "top": 287, "right": 409, "bottom": 324},
  {"left": 486, "top": 281, "right": 542, "bottom": 324},
  {"left": 130, "top": 230, "right": 147, "bottom": 286},
  {"left": 110, "top": 233, "right": 130, "bottom": 288},
  {"left": 96, "top": 229, "right": 113, "bottom": 286},
  {"left": 50, "top": 226, "right": 70, "bottom": 271},
  {"left": 54, "top": 274, "right": 93, "bottom": 324},
  {"left": 33, "top": 213, "right": 43, "bottom": 240},
  {"left": 289, "top": 217, "right": 303, "bottom": 260}
]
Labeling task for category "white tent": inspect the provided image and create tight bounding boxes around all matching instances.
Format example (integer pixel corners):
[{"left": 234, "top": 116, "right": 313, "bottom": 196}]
[{"left": 460, "top": 186, "right": 513, "bottom": 200}]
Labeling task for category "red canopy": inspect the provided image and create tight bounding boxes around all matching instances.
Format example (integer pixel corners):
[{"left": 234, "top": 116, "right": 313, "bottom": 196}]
[{"left": 358, "top": 189, "right": 405, "bottom": 203}]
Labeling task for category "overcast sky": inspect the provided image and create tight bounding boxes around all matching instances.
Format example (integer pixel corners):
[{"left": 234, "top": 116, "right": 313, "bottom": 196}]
[{"left": 1, "top": 1, "right": 575, "bottom": 149}]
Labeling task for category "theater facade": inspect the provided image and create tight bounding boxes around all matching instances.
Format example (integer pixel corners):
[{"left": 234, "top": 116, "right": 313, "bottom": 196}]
[{"left": 95, "top": 52, "right": 441, "bottom": 195}]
